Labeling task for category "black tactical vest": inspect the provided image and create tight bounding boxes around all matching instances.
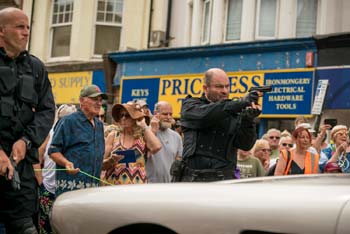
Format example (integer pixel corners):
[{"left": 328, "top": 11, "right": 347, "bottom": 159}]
[{"left": 0, "top": 51, "right": 40, "bottom": 144}]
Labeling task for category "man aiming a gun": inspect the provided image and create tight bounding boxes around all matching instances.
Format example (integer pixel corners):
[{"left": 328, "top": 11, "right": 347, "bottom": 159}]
[
  {"left": 0, "top": 7, "right": 55, "bottom": 234},
  {"left": 174, "top": 68, "right": 263, "bottom": 182}
]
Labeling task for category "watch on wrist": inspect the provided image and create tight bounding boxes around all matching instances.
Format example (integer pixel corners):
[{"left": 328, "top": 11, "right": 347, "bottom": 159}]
[{"left": 21, "top": 136, "right": 32, "bottom": 150}]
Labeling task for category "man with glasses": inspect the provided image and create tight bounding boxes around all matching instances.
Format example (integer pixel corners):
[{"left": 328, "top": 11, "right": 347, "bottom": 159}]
[
  {"left": 49, "top": 85, "right": 107, "bottom": 196},
  {"left": 176, "top": 68, "right": 261, "bottom": 182},
  {"left": 267, "top": 128, "right": 281, "bottom": 164}
]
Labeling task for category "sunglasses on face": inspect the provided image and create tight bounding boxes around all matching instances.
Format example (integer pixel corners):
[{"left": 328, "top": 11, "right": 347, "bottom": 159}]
[
  {"left": 335, "top": 132, "right": 348, "bottom": 138},
  {"left": 119, "top": 112, "right": 131, "bottom": 119},
  {"left": 269, "top": 136, "right": 280, "bottom": 140},
  {"left": 281, "top": 143, "right": 293, "bottom": 148}
]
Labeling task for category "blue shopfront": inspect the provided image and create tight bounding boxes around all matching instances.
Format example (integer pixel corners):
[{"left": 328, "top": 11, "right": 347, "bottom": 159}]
[
  {"left": 108, "top": 38, "right": 319, "bottom": 136},
  {"left": 313, "top": 67, "right": 350, "bottom": 126}
]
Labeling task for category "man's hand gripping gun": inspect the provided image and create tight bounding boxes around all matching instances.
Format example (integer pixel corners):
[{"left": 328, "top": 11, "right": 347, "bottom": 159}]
[
  {"left": 6, "top": 156, "right": 21, "bottom": 191},
  {"left": 246, "top": 85, "right": 272, "bottom": 104},
  {"left": 249, "top": 85, "right": 272, "bottom": 96}
]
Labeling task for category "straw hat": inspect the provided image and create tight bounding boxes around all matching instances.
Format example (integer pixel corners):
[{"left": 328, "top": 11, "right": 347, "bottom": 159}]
[{"left": 112, "top": 102, "right": 148, "bottom": 122}]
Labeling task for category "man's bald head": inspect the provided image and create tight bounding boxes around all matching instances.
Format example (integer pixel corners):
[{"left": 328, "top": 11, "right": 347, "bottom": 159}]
[
  {"left": 204, "top": 68, "right": 227, "bottom": 86},
  {"left": 202, "top": 68, "right": 230, "bottom": 102},
  {"left": 0, "top": 7, "right": 29, "bottom": 58},
  {"left": 0, "top": 7, "right": 26, "bottom": 26}
]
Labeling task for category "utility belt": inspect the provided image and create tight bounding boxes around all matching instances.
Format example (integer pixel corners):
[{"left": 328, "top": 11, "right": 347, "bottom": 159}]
[{"left": 181, "top": 166, "right": 234, "bottom": 182}]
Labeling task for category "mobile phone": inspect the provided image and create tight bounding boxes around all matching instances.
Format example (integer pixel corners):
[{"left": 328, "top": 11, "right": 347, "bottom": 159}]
[
  {"left": 324, "top": 118, "right": 337, "bottom": 129},
  {"left": 112, "top": 149, "right": 136, "bottom": 164}
]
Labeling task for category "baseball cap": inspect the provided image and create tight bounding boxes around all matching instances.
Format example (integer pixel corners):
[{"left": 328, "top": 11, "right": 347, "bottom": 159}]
[{"left": 80, "top": 85, "right": 107, "bottom": 99}]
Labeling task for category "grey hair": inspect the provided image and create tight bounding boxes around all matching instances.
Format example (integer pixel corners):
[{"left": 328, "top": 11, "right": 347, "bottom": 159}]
[
  {"left": 267, "top": 128, "right": 281, "bottom": 136},
  {"left": 153, "top": 101, "right": 170, "bottom": 113}
]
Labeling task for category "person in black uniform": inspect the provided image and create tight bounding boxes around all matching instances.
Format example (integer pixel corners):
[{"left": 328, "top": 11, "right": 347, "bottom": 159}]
[
  {"left": 179, "top": 68, "right": 261, "bottom": 182},
  {"left": 0, "top": 7, "right": 55, "bottom": 234}
]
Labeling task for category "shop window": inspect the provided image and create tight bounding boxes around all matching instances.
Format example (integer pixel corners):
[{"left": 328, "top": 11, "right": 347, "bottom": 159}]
[
  {"left": 296, "top": 0, "right": 318, "bottom": 37},
  {"left": 50, "top": 0, "right": 73, "bottom": 58},
  {"left": 256, "top": 0, "right": 278, "bottom": 39},
  {"left": 201, "top": 0, "right": 211, "bottom": 44},
  {"left": 94, "top": 0, "right": 123, "bottom": 55},
  {"left": 225, "top": 0, "right": 243, "bottom": 41}
]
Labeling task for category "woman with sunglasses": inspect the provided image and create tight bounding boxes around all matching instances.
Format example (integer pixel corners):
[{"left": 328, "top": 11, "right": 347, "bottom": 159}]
[
  {"left": 279, "top": 136, "right": 294, "bottom": 151},
  {"left": 101, "top": 102, "right": 161, "bottom": 185},
  {"left": 274, "top": 127, "right": 319, "bottom": 175},
  {"left": 320, "top": 125, "right": 350, "bottom": 173}
]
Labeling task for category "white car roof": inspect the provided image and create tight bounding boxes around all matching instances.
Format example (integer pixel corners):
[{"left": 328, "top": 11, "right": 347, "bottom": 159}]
[{"left": 51, "top": 174, "right": 350, "bottom": 234}]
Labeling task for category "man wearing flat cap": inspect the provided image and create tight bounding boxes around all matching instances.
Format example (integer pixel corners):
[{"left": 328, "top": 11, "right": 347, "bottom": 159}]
[{"left": 49, "top": 85, "right": 107, "bottom": 196}]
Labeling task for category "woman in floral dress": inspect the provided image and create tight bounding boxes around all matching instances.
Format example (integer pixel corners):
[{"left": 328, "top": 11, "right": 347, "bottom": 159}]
[{"left": 102, "top": 102, "right": 161, "bottom": 184}]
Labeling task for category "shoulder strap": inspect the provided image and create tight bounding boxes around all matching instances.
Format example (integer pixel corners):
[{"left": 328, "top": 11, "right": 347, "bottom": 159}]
[{"left": 283, "top": 150, "right": 292, "bottom": 175}]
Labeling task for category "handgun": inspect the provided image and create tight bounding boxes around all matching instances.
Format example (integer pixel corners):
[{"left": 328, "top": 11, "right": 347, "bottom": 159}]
[
  {"left": 248, "top": 85, "right": 272, "bottom": 94},
  {"left": 6, "top": 157, "right": 21, "bottom": 191}
]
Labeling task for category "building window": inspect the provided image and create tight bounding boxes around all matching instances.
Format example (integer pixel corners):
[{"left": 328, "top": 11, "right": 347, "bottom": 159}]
[
  {"left": 225, "top": 0, "right": 243, "bottom": 41},
  {"left": 296, "top": 0, "right": 317, "bottom": 37},
  {"left": 256, "top": 0, "right": 278, "bottom": 38},
  {"left": 94, "top": 0, "right": 123, "bottom": 55},
  {"left": 201, "top": 0, "right": 211, "bottom": 44},
  {"left": 50, "top": 0, "right": 74, "bottom": 58}
]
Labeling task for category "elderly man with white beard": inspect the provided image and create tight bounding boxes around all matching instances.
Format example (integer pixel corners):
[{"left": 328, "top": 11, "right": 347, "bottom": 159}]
[{"left": 146, "top": 101, "right": 183, "bottom": 183}]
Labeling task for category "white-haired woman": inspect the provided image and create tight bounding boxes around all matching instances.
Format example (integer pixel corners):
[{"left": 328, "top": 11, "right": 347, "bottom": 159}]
[
  {"left": 320, "top": 125, "right": 350, "bottom": 173},
  {"left": 35, "top": 104, "right": 77, "bottom": 233}
]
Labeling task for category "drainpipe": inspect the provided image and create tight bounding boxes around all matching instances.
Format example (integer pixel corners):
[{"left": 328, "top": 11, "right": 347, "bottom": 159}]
[
  {"left": 147, "top": 0, "right": 153, "bottom": 48},
  {"left": 165, "top": 0, "right": 172, "bottom": 47},
  {"left": 27, "top": 0, "right": 35, "bottom": 52}
]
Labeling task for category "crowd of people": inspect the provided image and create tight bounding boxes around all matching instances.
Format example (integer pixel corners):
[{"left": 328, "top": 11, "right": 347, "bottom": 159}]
[
  {"left": 237, "top": 116, "right": 349, "bottom": 178},
  {"left": 0, "top": 6, "right": 349, "bottom": 234}
]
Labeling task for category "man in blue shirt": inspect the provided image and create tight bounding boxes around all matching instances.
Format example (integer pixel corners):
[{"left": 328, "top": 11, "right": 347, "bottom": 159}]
[{"left": 49, "top": 85, "right": 107, "bottom": 196}]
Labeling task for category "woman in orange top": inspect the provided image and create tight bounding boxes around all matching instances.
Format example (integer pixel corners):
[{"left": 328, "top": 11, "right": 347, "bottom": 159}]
[{"left": 274, "top": 127, "right": 319, "bottom": 175}]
